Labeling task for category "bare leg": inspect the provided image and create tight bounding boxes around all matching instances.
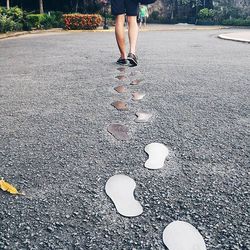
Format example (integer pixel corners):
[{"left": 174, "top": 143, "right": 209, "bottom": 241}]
[
  {"left": 127, "top": 16, "right": 138, "bottom": 55},
  {"left": 115, "top": 14, "right": 126, "bottom": 59}
]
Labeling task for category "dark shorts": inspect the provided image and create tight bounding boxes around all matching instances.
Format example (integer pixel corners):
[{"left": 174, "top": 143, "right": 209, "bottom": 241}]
[
  {"left": 141, "top": 16, "right": 147, "bottom": 23},
  {"left": 111, "top": 0, "right": 139, "bottom": 16}
]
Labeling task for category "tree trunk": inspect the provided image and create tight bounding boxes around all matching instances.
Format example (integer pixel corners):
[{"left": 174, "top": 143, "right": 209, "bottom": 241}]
[
  {"left": 170, "top": 0, "right": 174, "bottom": 19},
  {"left": 6, "top": 0, "right": 10, "bottom": 9},
  {"left": 75, "top": 0, "right": 79, "bottom": 12},
  {"left": 39, "top": 0, "right": 44, "bottom": 14}
]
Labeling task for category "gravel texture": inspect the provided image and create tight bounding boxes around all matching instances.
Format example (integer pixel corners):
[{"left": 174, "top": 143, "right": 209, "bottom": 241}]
[{"left": 0, "top": 29, "right": 249, "bottom": 250}]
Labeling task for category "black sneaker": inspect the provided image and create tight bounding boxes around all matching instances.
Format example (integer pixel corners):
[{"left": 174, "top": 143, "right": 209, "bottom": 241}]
[
  {"left": 116, "top": 57, "right": 129, "bottom": 65},
  {"left": 127, "top": 53, "right": 138, "bottom": 67}
]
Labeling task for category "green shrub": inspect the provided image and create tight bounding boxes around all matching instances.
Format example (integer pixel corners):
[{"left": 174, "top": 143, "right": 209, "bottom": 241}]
[
  {"left": 14, "top": 21, "right": 23, "bottom": 31},
  {"left": 213, "top": 6, "right": 248, "bottom": 22},
  {"left": 42, "top": 11, "right": 64, "bottom": 28},
  {"left": 0, "top": 6, "right": 7, "bottom": 16},
  {"left": 51, "top": 11, "right": 64, "bottom": 27},
  {"left": 0, "top": 7, "right": 24, "bottom": 33},
  {"left": 195, "top": 19, "right": 215, "bottom": 25},
  {"left": 26, "top": 12, "right": 64, "bottom": 29},
  {"left": 6, "top": 6, "right": 23, "bottom": 22},
  {"left": 0, "top": 16, "right": 11, "bottom": 32},
  {"left": 222, "top": 18, "right": 250, "bottom": 26},
  {"left": 0, "top": 6, "right": 23, "bottom": 20},
  {"left": 21, "top": 11, "right": 32, "bottom": 31},
  {"left": 0, "top": 15, "right": 23, "bottom": 32},
  {"left": 0, "top": 7, "right": 63, "bottom": 32},
  {"left": 41, "top": 14, "right": 54, "bottom": 29},
  {"left": 198, "top": 8, "right": 215, "bottom": 20},
  {"left": 26, "top": 14, "right": 46, "bottom": 29},
  {"left": 49, "top": 11, "right": 63, "bottom": 22}
]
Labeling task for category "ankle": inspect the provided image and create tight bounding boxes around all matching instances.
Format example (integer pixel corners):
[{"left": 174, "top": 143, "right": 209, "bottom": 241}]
[{"left": 120, "top": 53, "right": 127, "bottom": 59}]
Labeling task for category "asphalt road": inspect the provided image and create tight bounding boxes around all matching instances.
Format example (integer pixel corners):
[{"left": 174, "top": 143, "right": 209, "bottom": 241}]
[{"left": 0, "top": 28, "right": 249, "bottom": 249}]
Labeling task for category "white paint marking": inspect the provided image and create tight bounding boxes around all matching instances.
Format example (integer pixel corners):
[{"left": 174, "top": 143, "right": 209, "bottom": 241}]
[
  {"left": 163, "top": 221, "right": 207, "bottom": 250},
  {"left": 132, "top": 92, "right": 146, "bottom": 101},
  {"left": 105, "top": 174, "right": 143, "bottom": 217},
  {"left": 135, "top": 112, "right": 152, "bottom": 123},
  {"left": 145, "top": 143, "right": 169, "bottom": 169}
]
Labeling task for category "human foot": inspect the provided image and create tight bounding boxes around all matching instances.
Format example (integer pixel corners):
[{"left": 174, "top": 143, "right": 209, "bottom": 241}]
[
  {"left": 116, "top": 57, "right": 129, "bottom": 66},
  {"left": 127, "top": 53, "right": 138, "bottom": 67}
]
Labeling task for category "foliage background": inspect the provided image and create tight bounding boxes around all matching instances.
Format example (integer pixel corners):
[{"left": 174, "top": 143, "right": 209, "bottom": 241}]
[
  {"left": 1, "top": 0, "right": 250, "bottom": 31},
  {"left": 0, "top": 0, "right": 103, "bottom": 13}
]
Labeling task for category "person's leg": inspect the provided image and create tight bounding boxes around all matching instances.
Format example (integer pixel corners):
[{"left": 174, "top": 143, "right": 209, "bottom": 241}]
[
  {"left": 124, "top": 0, "right": 139, "bottom": 66},
  {"left": 127, "top": 16, "right": 138, "bottom": 55},
  {"left": 115, "top": 14, "right": 126, "bottom": 59},
  {"left": 111, "top": 0, "right": 127, "bottom": 62}
]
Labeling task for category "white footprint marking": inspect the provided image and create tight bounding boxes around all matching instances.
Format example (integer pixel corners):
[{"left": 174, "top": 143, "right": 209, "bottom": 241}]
[
  {"left": 163, "top": 221, "right": 207, "bottom": 250},
  {"left": 135, "top": 112, "right": 152, "bottom": 123},
  {"left": 132, "top": 92, "right": 146, "bottom": 101},
  {"left": 144, "top": 143, "right": 169, "bottom": 169},
  {"left": 105, "top": 174, "right": 143, "bottom": 217}
]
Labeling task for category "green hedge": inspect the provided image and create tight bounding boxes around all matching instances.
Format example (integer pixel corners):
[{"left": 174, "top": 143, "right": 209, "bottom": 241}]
[
  {"left": 196, "top": 19, "right": 215, "bottom": 25},
  {"left": 26, "top": 14, "right": 45, "bottom": 28},
  {"left": 222, "top": 18, "right": 250, "bottom": 26},
  {"left": 26, "top": 12, "right": 63, "bottom": 29}
]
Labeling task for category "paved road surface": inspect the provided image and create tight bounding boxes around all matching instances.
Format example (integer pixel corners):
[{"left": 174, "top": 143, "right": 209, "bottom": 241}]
[{"left": 0, "top": 28, "right": 249, "bottom": 249}]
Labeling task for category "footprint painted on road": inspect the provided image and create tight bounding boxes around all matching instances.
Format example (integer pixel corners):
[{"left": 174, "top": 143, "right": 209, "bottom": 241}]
[
  {"left": 135, "top": 112, "right": 152, "bottom": 123},
  {"left": 145, "top": 143, "right": 169, "bottom": 169},
  {"left": 130, "top": 71, "right": 141, "bottom": 77},
  {"left": 111, "top": 101, "right": 128, "bottom": 111},
  {"left": 114, "top": 85, "right": 126, "bottom": 93},
  {"left": 163, "top": 221, "right": 207, "bottom": 250},
  {"left": 117, "top": 67, "right": 126, "bottom": 72},
  {"left": 132, "top": 92, "right": 146, "bottom": 101},
  {"left": 130, "top": 79, "right": 143, "bottom": 85},
  {"left": 107, "top": 124, "right": 129, "bottom": 140},
  {"left": 116, "top": 75, "right": 127, "bottom": 81},
  {"left": 105, "top": 174, "right": 143, "bottom": 217}
]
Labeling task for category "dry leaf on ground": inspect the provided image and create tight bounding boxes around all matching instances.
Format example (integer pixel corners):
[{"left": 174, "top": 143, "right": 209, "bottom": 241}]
[{"left": 0, "top": 178, "right": 23, "bottom": 195}]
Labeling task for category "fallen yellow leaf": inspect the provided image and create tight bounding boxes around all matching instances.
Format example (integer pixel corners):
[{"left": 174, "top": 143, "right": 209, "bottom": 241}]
[{"left": 0, "top": 178, "right": 22, "bottom": 195}]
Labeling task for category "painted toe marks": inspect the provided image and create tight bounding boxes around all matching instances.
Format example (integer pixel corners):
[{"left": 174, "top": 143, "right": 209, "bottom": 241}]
[
  {"left": 111, "top": 101, "right": 128, "bottom": 111},
  {"left": 130, "top": 79, "right": 144, "bottom": 85},
  {"left": 107, "top": 124, "right": 129, "bottom": 140},
  {"left": 163, "top": 221, "right": 206, "bottom": 250},
  {"left": 135, "top": 112, "right": 152, "bottom": 123},
  {"left": 132, "top": 92, "right": 146, "bottom": 101},
  {"left": 105, "top": 174, "right": 143, "bottom": 217},
  {"left": 130, "top": 71, "right": 142, "bottom": 77},
  {"left": 114, "top": 85, "right": 126, "bottom": 93},
  {"left": 117, "top": 67, "right": 126, "bottom": 73},
  {"left": 145, "top": 143, "right": 169, "bottom": 169},
  {"left": 116, "top": 75, "right": 127, "bottom": 81}
]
